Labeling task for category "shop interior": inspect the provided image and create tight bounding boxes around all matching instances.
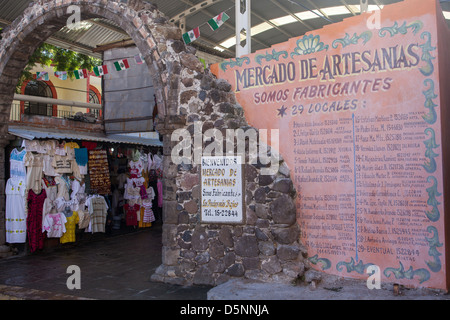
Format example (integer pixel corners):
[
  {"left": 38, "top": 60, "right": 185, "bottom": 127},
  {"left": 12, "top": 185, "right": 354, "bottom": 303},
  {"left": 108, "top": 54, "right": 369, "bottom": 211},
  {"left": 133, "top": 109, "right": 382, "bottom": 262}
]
[{"left": 5, "top": 136, "right": 163, "bottom": 254}]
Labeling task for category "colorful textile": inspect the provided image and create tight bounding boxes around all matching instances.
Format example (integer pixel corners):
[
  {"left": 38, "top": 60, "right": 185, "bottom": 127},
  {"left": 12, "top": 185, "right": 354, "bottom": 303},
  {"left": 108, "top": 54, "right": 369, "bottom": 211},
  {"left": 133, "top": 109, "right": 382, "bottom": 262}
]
[
  {"left": 5, "top": 177, "right": 27, "bottom": 243},
  {"left": 74, "top": 148, "right": 88, "bottom": 166},
  {"left": 74, "top": 148, "right": 88, "bottom": 175},
  {"left": 43, "top": 213, "right": 67, "bottom": 238},
  {"left": 142, "top": 200, "right": 155, "bottom": 224},
  {"left": 89, "top": 196, "right": 108, "bottom": 233},
  {"left": 60, "top": 212, "right": 79, "bottom": 244},
  {"left": 27, "top": 189, "right": 47, "bottom": 252},
  {"left": 124, "top": 203, "right": 140, "bottom": 226},
  {"left": 9, "top": 148, "right": 27, "bottom": 178}
]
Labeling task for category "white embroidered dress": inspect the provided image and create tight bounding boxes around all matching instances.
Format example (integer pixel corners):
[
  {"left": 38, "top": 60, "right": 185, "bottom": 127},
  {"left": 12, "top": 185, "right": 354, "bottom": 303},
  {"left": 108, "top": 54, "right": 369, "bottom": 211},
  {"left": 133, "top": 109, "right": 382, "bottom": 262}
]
[{"left": 5, "top": 177, "right": 27, "bottom": 243}]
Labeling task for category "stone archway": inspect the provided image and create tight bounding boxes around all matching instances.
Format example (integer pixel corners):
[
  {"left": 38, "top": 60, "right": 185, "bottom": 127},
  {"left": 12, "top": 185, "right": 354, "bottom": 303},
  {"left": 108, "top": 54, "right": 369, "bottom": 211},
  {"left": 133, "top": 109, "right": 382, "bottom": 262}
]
[{"left": 0, "top": 0, "right": 306, "bottom": 286}]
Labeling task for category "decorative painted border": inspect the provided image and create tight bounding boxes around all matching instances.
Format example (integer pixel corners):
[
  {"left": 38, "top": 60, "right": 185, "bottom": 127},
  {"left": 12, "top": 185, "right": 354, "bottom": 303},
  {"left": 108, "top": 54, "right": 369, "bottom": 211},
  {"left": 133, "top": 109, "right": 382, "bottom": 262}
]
[
  {"left": 422, "top": 79, "right": 438, "bottom": 125},
  {"left": 384, "top": 262, "right": 430, "bottom": 284},
  {"left": 425, "top": 176, "right": 442, "bottom": 222},
  {"left": 425, "top": 226, "right": 443, "bottom": 272},
  {"left": 419, "top": 32, "right": 436, "bottom": 77},
  {"left": 336, "top": 258, "right": 374, "bottom": 274},
  {"left": 219, "top": 56, "right": 250, "bottom": 71},
  {"left": 308, "top": 254, "right": 331, "bottom": 270},
  {"left": 332, "top": 31, "right": 372, "bottom": 49},
  {"left": 378, "top": 20, "right": 423, "bottom": 37},
  {"left": 290, "top": 34, "right": 328, "bottom": 58},
  {"left": 255, "top": 49, "right": 288, "bottom": 65},
  {"left": 422, "top": 127, "right": 439, "bottom": 174}
]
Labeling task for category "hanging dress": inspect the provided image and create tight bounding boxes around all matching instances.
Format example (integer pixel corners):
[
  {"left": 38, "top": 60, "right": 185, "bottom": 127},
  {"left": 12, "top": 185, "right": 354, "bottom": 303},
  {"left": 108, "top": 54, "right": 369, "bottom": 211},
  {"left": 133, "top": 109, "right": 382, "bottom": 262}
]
[
  {"left": 10, "top": 148, "right": 27, "bottom": 178},
  {"left": 142, "top": 199, "right": 155, "bottom": 224},
  {"left": 27, "top": 189, "right": 47, "bottom": 253},
  {"left": 5, "top": 177, "right": 27, "bottom": 243}
]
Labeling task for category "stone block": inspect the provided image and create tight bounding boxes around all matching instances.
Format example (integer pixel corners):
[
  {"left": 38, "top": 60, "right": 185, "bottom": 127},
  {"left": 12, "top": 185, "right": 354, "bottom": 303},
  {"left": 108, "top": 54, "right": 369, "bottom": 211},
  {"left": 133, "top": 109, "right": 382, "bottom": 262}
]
[
  {"left": 276, "top": 245, "right": 301, "bottom": 261},
  {"left": 235, "top": 235, "right": 259, "bottom": 257},
  {"left": 193, "top": 266, "right": 215, "bottom": 286},
  {"left": 209, "top": 240, "right": 225, "bottom": 259},
  {"left": 258, "top": 241, "right": 275, "bottom": 256},
  {"left": 218, "top": 226, "right": 233, "bottom": 247},
  {"left": 255, "top": 203, "right": 269, "bottom": 219},
  {"left": 191, "top": 226, "right": 208, "bottom": 251},
  {"left": 163, "top": 201, "right": 179, "bottom": 224},
  {"left": 272, "top": 178, "right": 293, "bottom": 194},
  {"left": 162, "top": 247, "right": 180, "bottom": 266},
  {"left": 261, "top": 256, "right": 282, "bottom": 274},
  {"left": 226, "top": 263, "right": 245, "bottom": 277},
  {"left": 271, "top": 224, "right": 301, "bottom": 245},
  {"left": 184, "top": 200, "right": 198, "bottom": 214},
  {"left": 270, "top": 194, "right": 296, "bottom": 225}
]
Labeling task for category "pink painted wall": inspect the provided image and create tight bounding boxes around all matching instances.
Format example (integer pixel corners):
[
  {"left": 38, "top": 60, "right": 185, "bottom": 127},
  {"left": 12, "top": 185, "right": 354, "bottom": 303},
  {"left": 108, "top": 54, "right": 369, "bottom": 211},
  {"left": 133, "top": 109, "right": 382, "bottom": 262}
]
[{"left": 212, "top": 0, "right": 450, "bottom": 289}]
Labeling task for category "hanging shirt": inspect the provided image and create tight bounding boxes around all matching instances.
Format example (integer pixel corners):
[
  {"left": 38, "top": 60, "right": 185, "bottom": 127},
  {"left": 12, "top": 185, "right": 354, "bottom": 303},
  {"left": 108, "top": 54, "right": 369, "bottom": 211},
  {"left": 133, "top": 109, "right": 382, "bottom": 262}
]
[
  {"left": 124, "top": 203, "right": 140, "bottom": 226},
  {"left": 22, "top": 140, "right": 45, "bottom": 153},
  {"left": 55, "top": 141, "right": 66, "bottom": 156},
  {"left": 52, "top": 155, "right": 72, "bottom": 174},
  {"left": 24, "top": 152, "right": 44, "bottom": 194},
  {"left": 42, "top": 213, "right": 67, "bottom": 238},
  {"left": 74, "top": 148, "right": 88, "bottom": 175},
  {"left": 77, "top": 208, "right": 90, "bottom": 230},
  {"left": 64, "top": 142, "right": 80, "bottom": 160},
  {"left": 89, "top": 196, "right": 108, "bottom": 233},
  {"left": 43, "top": 154, "right": 58, "bottom": 176},
  {"left": 55, "top": 176, "right": 70, "bottom": 201},
  {"left": 60, "top": 211, "right": 79, "bottom": 244}
]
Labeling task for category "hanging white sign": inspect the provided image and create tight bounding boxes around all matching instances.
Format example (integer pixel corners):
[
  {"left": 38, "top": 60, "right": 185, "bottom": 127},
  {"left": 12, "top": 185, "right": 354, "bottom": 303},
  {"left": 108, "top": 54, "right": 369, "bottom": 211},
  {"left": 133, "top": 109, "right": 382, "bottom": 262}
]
[{"left": 200, "top": 156, "right": 245, "bottom": 224}]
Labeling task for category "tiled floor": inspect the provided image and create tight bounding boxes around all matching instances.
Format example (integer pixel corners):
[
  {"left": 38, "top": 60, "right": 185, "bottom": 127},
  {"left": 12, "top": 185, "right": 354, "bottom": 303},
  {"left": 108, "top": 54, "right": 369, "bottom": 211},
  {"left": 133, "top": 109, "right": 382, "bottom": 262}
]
[{"left": 0, "top": 223, "right": 211, "bottom": 300}]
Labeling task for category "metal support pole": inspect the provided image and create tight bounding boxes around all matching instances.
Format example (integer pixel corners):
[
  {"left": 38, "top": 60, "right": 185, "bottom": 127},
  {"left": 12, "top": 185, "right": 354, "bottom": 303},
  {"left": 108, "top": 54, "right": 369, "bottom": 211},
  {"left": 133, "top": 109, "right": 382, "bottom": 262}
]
[{"left": 235, "top": 0, "right": 251, "bottom": 57}]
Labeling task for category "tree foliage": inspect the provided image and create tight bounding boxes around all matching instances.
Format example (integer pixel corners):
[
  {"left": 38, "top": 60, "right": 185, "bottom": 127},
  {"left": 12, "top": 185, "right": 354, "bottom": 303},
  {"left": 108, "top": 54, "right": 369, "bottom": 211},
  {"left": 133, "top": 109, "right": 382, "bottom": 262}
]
[{"left": 17, "top": 43, "right": 101, "bottom": 92}]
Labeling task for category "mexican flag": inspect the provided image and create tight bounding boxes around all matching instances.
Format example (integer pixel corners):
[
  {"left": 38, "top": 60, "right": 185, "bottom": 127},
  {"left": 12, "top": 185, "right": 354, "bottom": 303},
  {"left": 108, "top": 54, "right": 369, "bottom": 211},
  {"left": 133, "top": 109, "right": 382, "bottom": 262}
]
[
  {"left": 207, "top": 12, "right": 229, "bottom": 31},
  {"left": 74, "top": 69, "right": 88, "bottom": 79},
  {"left": 93, "top": 65, "right": 108, "bottom": 77},
  {"left": 182, "top": 27, "right": 200, "bottom": 45},
  {"left": 114, "top": 59, "right": 130, "bottom": 71},
  {"left": 54, "top": 71, "right": 67, "bottom": 80},
  {"left": 36, "top": 71, "right": 49, "bottom": 81}
]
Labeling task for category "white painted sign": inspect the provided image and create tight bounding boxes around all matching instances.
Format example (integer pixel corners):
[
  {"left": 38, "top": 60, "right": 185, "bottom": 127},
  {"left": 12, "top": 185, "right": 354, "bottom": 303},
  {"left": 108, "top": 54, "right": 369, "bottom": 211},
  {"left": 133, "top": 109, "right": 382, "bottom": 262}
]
[{"left": 201, "top": 156, "right": 245, "bottom": 224}]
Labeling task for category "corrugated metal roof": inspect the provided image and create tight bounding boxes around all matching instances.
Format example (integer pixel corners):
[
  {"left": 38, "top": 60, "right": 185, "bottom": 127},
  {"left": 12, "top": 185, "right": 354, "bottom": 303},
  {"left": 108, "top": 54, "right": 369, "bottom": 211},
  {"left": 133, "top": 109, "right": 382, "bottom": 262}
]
[
  {"left": 0, "top": 0, "right": 449, "bottom": 59},
  {"left": 8, "top": 126, "right": 163, "bottom": 147}
]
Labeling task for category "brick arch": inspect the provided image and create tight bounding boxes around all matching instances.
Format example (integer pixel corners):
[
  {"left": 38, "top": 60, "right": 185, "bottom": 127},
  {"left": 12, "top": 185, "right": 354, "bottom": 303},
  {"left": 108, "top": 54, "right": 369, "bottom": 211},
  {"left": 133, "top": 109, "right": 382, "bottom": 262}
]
[
  {"left": 0, "top": 0, "right": 174, "bottom": 140},
  {"left": 0, "top": 0, "right": 181, "bottom": 264}
]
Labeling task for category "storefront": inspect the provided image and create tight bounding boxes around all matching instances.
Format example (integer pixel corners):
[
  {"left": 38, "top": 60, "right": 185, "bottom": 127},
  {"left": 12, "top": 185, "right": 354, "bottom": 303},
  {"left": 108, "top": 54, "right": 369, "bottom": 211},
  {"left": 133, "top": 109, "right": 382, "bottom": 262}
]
[{"left": 5, "top": 126, "right": 163, "bottom": 254}]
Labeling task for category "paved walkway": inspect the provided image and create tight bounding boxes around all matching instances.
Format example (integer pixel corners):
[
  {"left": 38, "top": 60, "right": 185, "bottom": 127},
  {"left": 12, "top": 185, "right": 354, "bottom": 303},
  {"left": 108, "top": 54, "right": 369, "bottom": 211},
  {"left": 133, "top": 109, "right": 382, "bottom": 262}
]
[
  {"left": 1, "top": 223, "right": 450, "bottom": 301},
  {"left": 0, "top": 223, "right": 211, "bottom": 300}
]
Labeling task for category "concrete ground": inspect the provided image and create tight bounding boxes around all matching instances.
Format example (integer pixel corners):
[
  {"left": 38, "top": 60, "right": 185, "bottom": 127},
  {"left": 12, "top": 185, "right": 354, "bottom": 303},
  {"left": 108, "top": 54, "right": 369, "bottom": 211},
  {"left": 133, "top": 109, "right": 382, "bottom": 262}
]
[
  {"left": 0, "top": 222, "right": 211, "bottom": 300},
  {"left": 0, "top": 223, "right": 449, "bottom": 301},
  {"left": 208, "top": 277, "right": 450, "bottom": 300}
]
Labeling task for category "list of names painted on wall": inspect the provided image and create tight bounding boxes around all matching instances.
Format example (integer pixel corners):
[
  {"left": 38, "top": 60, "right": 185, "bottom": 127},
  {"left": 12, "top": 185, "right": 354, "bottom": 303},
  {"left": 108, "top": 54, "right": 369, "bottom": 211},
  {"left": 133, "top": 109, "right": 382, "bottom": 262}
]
[
  {"left": 212, "top": 0, "right": 449, "bottom": 289},
  {"left": 201, "top": 156, "right": 245, "bottom": 224}
]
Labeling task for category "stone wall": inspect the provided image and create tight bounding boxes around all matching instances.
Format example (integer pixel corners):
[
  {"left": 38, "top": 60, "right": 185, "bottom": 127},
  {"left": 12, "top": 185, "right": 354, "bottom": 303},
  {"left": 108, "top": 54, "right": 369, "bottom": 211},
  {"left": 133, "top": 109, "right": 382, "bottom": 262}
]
[
  {"left": 151, "top": 46, "right": 307, "bottom": 285},
  {"left": 0, "top": 0, "right": 306, "bottom": 286}
]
